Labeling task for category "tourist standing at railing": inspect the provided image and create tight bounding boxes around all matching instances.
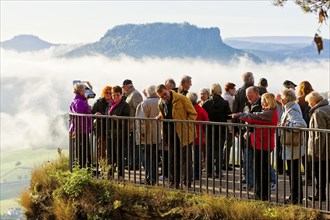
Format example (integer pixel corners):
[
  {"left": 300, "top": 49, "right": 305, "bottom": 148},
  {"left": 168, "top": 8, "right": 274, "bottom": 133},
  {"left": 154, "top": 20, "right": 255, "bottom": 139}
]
[
  {"left": 156, "top": 84, "right": 197, "bottom": 188},
  {"left": 187, "top": 92, "right": 209, "bottom": 181},
  {"left": 202, "top": 83, "right": 232, "bottom": 178},
  {"left": 165, "top": 78, "right": 176, "bottom": 90},
  {"left": 69, "top": 82, "right": 92, "bottom": 168},
  {"left": 222, "top": 82, "right": 236, "bottom": 171},
  {"left": 198, "top": 88, "right": 210, "bottom": 106},
  {"left": 231, "top": 93, "right": 278, "bottom": 201},
  {"left": 92, "top": 86, "right": 112, "bottom": 161},
  {"left": 122, "top": 79, "right": 143, "bottom": 170},
  {"left": 106, "top": 86, "right": 130, "bottom": 178},
  {"left": 174, "top": 75, "right": 192, "bottom": 96},
  {"left": 241, "top": 86, "right": 262, "bottom": 190},
  {"left": 296, "top": 81, "right": 314, "bottom": 186},
  {"left": 257, "top": 78, "right": 268, "bottom": 96},
  {"left": 305, "top": 91, "right": 330, "bottom": 202},
  {"left": 198, "top": 87, "right": 210, "bottom": 166},
  {"left": 135, "top": 85, "right": 160, "bottom": 185},
  {"left": 233, "top": 72, "right": 255, "bottom": 115},
  {"left": 232, "top": 72, "right": 255, "bottom": 185},
  {"left": 279, "top": 88, "right": 307, "bottom": 204}
]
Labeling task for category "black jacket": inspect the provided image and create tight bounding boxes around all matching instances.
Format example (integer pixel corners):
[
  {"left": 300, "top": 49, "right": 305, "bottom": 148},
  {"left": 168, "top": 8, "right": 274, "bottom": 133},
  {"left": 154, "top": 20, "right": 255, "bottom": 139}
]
[
  {"left": 92, "top": 97, "right": 109, "bottom": 115},
  {"left": 106, "top": 98, "right": 130, "bottom": 139},
  {"left": 91, "top": 98, "right": 109, "bottom": 136},
  {"left": 202, "top": 94, "right": 232, "bottom": 138},
  {"left": 232, "top": 82, "right": 254, "bottom": 113}
]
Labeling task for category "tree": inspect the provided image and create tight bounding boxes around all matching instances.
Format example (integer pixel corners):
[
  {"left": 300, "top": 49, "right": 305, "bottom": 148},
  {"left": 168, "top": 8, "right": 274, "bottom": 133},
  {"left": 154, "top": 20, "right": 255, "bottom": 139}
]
[{"left": 273, "top": 0, "right": 329, "bottom": 54}]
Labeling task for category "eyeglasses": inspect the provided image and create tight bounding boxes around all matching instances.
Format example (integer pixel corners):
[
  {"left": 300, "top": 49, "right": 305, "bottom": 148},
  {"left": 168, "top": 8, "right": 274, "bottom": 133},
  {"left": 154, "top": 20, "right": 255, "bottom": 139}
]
[{"left": 105, "top": 92, "right": 111, "bottom": 95}]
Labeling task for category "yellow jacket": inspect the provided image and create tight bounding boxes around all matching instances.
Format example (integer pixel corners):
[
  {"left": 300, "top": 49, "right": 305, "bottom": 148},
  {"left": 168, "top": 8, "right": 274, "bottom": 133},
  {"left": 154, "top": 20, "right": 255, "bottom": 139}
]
[{"left": 158, "top": 91, "right": 197, "bottom": 146}]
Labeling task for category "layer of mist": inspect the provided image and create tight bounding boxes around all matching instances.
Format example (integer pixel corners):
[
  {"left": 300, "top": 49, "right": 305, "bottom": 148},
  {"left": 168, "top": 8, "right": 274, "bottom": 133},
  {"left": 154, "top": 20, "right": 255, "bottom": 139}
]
[{"left": 1, "top": 48, "right": 329, "bottom": 151}]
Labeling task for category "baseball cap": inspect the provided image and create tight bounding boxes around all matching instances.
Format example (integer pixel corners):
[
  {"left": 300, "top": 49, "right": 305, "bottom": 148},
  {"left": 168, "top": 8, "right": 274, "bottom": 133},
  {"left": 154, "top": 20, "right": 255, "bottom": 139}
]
[{"left": 283, "top": 80, "right": 297, "bottom": 88}]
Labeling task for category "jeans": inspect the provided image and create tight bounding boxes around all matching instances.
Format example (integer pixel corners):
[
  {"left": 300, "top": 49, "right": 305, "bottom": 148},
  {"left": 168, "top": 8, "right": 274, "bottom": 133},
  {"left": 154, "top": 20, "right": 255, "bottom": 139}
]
[{"left": 243, "top": 146, "right": 254, "bottom": 187}]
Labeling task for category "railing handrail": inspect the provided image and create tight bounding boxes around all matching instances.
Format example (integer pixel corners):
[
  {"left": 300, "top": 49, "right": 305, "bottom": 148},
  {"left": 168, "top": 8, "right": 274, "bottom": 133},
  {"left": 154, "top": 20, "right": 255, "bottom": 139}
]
[{"left": 68, "top": 112, "right": 330, "bottom": 133}]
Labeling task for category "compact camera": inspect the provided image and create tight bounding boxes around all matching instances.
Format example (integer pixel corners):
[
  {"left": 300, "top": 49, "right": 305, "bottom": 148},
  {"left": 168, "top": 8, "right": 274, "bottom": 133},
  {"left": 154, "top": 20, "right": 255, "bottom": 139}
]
[{"left": 73, "top": 80, "right": 96, "bottom": 99}]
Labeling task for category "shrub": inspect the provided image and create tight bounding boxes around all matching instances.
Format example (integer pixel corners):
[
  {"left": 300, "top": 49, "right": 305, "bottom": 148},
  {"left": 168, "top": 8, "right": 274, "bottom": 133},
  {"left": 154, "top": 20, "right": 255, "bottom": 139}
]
[{"left": 19, "top": 153, "right": 322, "bottom": 220}]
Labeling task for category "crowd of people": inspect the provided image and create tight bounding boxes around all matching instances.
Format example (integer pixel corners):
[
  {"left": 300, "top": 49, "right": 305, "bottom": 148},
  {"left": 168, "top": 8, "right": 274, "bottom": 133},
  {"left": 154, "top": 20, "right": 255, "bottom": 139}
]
[{"left": 69, "top": 72, "right": 330, "bottom": 203}]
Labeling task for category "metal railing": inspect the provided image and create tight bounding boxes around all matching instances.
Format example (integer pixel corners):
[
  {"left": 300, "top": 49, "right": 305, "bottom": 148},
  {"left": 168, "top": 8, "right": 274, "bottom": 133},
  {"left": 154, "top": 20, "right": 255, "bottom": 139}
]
[{"left": 69, "top": 112, "right": 330, "bottom": 212}]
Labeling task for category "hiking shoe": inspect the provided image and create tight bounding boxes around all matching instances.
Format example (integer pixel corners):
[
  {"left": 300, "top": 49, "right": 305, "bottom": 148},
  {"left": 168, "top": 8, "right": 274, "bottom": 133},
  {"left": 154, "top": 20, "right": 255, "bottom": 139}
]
[
  {"left": 270, "top": 183, "right": 276, "bottom": 191},
  {"left": 242, "top": 184, "right": 252, "bottom": 190}
]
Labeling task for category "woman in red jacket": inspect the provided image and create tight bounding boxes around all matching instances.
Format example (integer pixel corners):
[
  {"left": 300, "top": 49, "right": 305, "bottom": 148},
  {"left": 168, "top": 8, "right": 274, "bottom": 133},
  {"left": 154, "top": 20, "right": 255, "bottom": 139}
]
[
  {"left": 231, "top": 93, "right": 278, "bottom": 201},
  {"left": 187, "top": 92, "right": 209, "bottom": 181}
]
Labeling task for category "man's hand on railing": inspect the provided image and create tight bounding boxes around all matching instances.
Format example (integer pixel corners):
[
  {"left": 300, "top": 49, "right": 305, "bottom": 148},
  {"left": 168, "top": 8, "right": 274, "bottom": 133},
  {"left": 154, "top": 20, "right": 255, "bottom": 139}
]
[
  {"left": 95, "top": 112, "right": 101, "bottom": 115},
  {"left": 229, "top": 113, "right": 240, "bottom": 119},
  {"left": 156, "top": 114, "right": 163, "bottom": 120}
]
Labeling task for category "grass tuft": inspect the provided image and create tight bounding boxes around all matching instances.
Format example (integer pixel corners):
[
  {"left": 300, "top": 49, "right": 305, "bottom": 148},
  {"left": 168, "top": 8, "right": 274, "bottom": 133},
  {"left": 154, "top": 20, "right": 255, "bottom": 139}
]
[{"left": 19, "top": 153, "right": 322, "bottom": 219}]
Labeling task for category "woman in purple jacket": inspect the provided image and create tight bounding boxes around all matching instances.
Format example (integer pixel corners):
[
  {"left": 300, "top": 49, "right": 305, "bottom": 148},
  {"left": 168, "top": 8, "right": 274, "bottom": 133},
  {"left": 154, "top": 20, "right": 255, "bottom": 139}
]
[{"left": 69, "top": 83, "right": 92, "bottom": 168}]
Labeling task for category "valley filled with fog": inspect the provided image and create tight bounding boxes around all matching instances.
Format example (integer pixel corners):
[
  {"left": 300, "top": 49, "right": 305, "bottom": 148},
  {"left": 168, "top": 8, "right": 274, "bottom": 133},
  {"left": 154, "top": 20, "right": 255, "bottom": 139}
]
[{"left": 1, "top": 48, "right": 329, "bottom": 151}]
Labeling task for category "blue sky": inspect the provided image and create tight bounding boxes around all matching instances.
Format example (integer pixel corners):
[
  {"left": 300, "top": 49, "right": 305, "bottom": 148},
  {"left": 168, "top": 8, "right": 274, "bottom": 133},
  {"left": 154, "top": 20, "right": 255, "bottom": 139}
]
[{"left": 1, "top": 1, "right": 327, "bottom": 44}]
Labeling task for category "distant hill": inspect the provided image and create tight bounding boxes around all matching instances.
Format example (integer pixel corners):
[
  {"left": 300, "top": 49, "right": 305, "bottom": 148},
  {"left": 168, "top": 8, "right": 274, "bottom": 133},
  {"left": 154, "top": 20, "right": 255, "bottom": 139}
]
[
  {"left": 1, "top": 34, "right": 56, "bottom": 52},
  {"left": 224, "top": 36, "right": 329, "bottom": 61},
  {"left": 225, "top": 36, "right": 314, "bottom": 44},
  {"left": 65, "top": 22, "right": 261, "bottom": 63}
]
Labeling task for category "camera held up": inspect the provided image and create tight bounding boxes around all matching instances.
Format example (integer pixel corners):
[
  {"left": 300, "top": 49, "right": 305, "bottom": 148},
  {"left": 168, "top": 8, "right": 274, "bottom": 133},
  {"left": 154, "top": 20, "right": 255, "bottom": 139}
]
[{"left": 73, "top": 80, "right": 96, "bottom": 99}]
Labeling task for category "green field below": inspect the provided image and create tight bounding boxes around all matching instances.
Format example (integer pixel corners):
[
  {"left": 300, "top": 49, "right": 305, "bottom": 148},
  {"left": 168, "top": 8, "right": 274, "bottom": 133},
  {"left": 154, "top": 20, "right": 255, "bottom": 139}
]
[{"left": 0, "top": 148, "right": 68, "bottom": 214}]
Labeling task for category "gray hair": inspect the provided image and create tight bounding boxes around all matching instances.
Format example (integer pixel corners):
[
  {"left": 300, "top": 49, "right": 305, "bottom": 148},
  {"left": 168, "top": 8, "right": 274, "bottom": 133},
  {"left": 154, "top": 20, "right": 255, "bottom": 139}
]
[
  {"left": 165, "top": 78, "right": 176, "bottom": 88},
  {"left": 186, "top": 92, "right": 198, "bottom": 105},
  {"left": 242, "top": 72, "right": 254, "bottom": 83},
  {"left": 180, "top": 75, "right": 192, "bottom": 85},
  {"left": 281, "top": 88, "right": 296, "bottom": 103},
  {"left": 146, "top": 85, "right": 157, "bottom": 98},
  {"left": 305, "top": 91, "right": 323, "bottom": 104},
  {"left": 199, "top": 88, "right": 210, "bottom": 96},
  {"left": 210, "top": 83, "right": 222, "bottom": 96},
  {"left": 73, "top": 83, "right": 85, "bottom": 94}
]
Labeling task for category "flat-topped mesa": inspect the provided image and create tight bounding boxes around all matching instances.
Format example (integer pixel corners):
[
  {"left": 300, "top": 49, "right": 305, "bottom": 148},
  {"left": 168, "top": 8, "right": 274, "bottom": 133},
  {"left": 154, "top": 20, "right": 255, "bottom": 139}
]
[{"left": 65, "top": 22, "right": 261, "bottom": 63}]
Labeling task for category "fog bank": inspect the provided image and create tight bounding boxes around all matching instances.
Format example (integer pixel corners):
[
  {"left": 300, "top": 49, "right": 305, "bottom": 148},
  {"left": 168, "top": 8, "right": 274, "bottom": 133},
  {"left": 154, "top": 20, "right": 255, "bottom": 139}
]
[{"left": 1, "top": 48, "right": 329, "bottom": 151}]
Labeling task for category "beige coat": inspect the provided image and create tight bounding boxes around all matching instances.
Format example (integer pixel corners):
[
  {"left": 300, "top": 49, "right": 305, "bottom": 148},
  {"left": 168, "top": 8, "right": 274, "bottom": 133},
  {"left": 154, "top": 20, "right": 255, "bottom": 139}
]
[
  {"left": 158, "top": 91, "right": 197, "bottom": 146},
  {"left": 135, "top": 97, "right": 161, "bottom": 145},
  {"left": 308, "top": 99, "right": 330, "bottom": 161}
]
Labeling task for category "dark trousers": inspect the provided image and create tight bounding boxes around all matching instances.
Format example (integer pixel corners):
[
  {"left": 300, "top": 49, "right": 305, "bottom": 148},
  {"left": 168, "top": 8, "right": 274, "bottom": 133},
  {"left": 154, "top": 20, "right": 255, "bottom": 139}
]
[
  {"left": 302, "top": 155, "right": 312, "bottom": 181},
  {"left": 128, "top": 132, "right": 140, "bottom": 168},
  {"left": 314, "top": 161, "right": 327, "bottom": 199},
  {"left": 207, "top": 137, "right": 225, "bottom": 176},
  {"left": 162, "top": 150, "right": 169, "bottom": 178},
  {"left": 108, "top": 136, "right": 124, "bottom": 177},
  {"left": 74, "top": 133, "right": 91, "bottom": 168},
  {"left": 145, "top": 144, "right": 157, "bottom": 183},
  {"left": 182, "top": 145, "right": 192, "bottom": 186},
  {"left": 255, "top": 149, "right": 270, "bottom": 201},
  {"left": 168, "top": 133, "right": 181, "bottom": 187},
  {"left": 194, "top": 145, "right": 202, "bottom": 180},
  {"left": 287, "top": 159, "right": 303, "bottom": 203},
  {"left": 275, "top": 134, "right": 284, "bottom": 174},
  {"left": 223, "top": 133, "right": 233, "bottom": 166}
]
